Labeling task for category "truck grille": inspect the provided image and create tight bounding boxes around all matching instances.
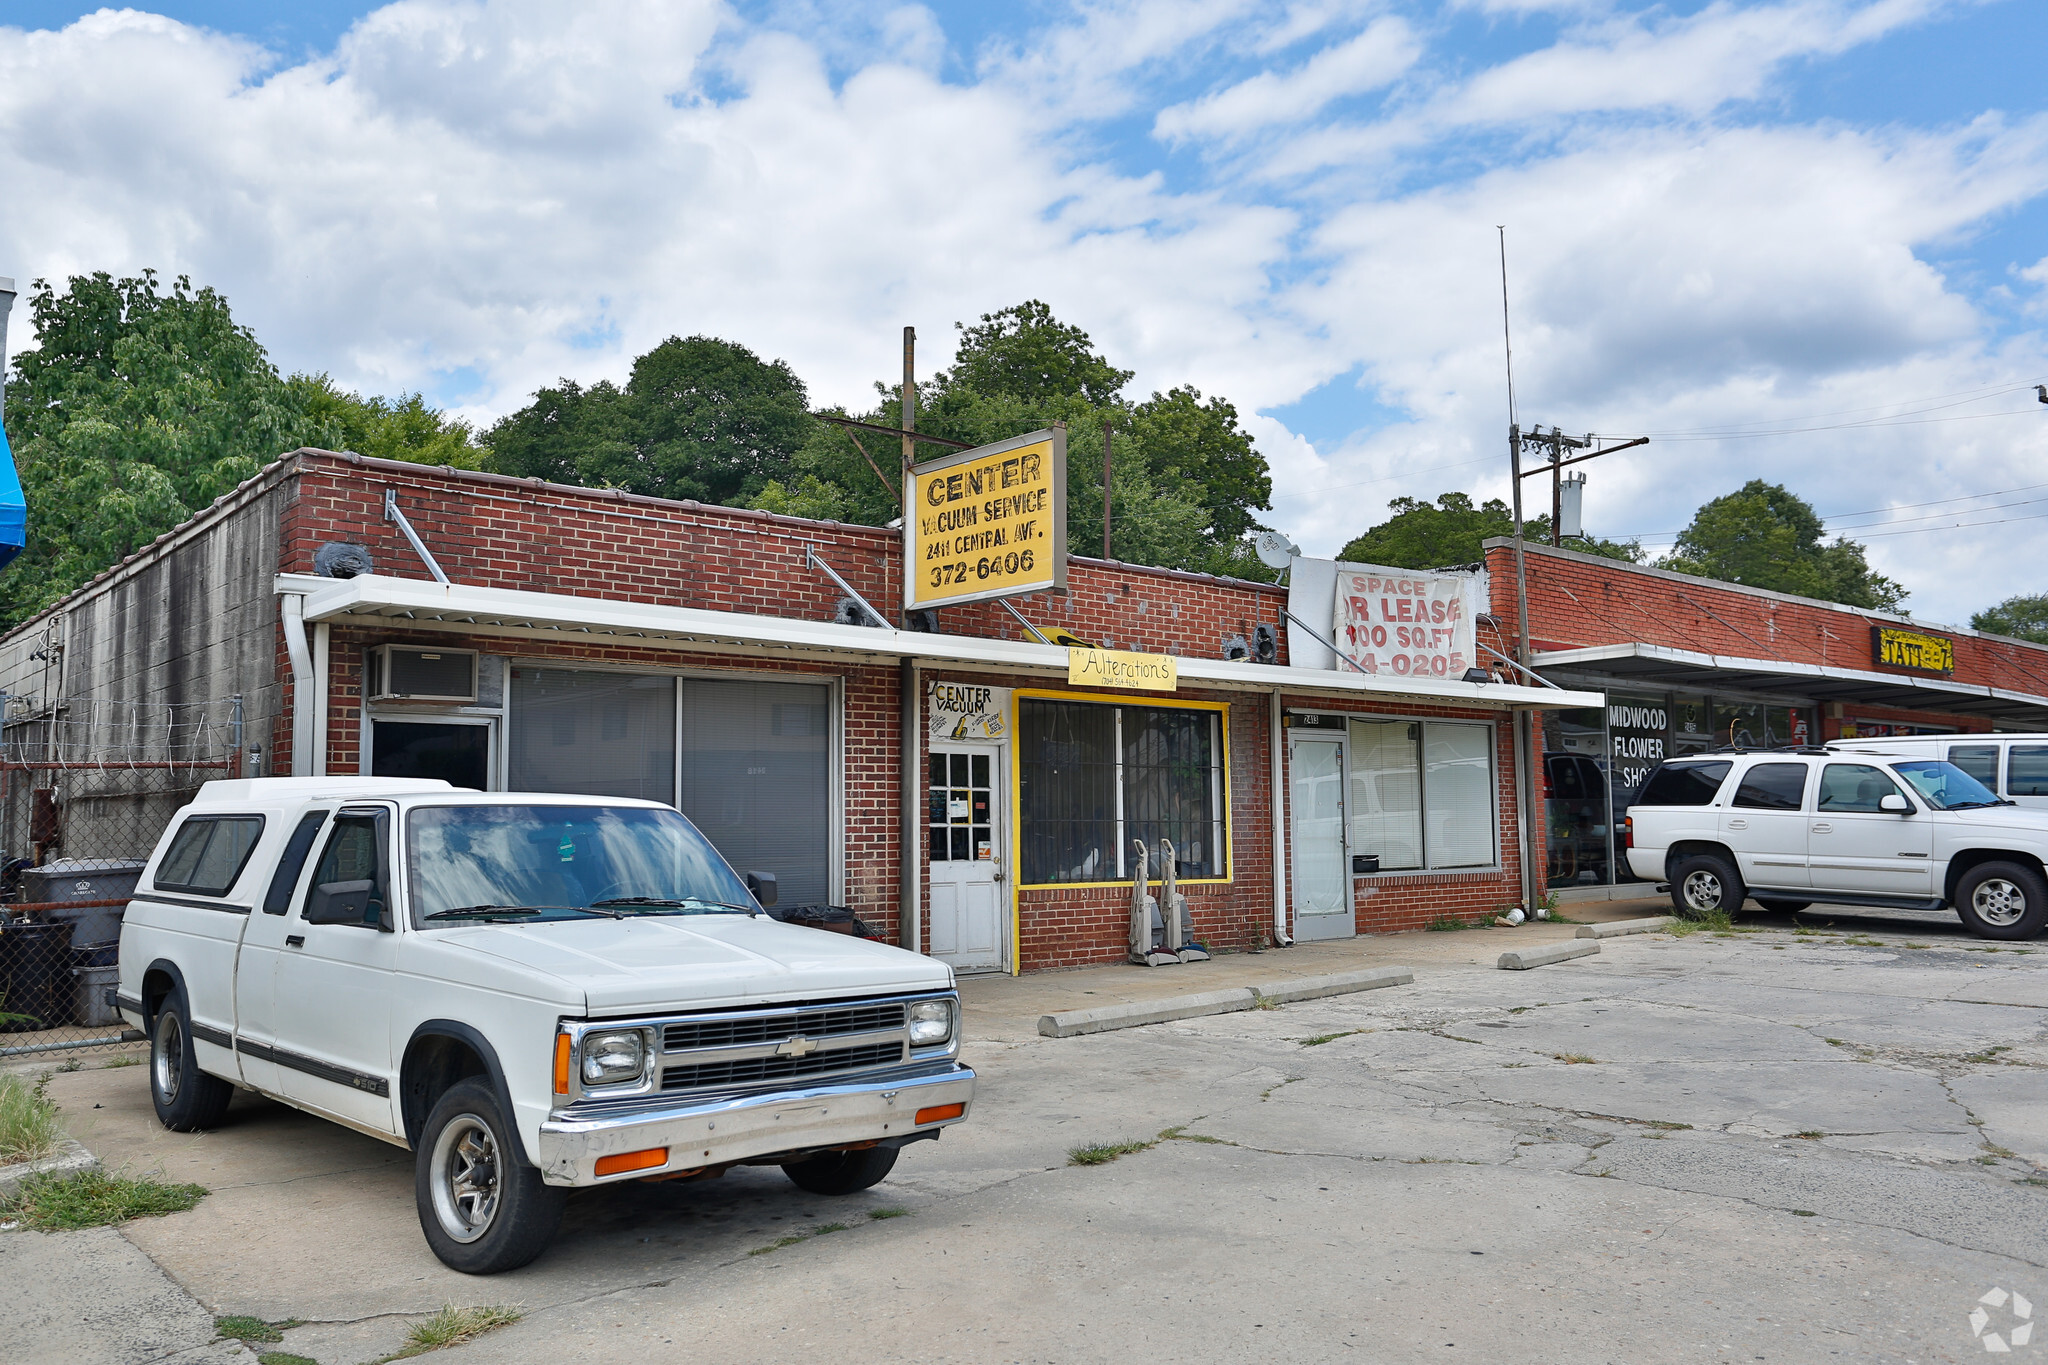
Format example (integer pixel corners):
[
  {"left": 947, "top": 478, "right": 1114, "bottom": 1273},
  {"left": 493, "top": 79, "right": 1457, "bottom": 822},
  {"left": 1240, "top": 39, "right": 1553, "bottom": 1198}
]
[
  {"left": 661, "top": 1041, "right": 905, "bottom": 1092},
  {"left": 663, "top": 1001, "right": 906, "bottom": 1053}
]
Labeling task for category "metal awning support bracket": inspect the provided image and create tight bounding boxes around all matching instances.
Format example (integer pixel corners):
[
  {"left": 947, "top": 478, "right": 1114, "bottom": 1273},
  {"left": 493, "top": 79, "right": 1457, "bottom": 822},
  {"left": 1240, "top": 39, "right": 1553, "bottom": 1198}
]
[
  {"left": 804, "top": 545, "right": 894, "bottom": 630},
  {"left": 384, "top": 489, "right": 450, "bottom": 585}
]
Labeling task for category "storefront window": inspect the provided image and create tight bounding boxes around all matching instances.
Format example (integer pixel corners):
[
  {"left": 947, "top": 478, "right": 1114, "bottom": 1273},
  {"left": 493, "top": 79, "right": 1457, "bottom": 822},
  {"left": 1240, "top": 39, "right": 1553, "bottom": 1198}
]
[
  {"left": 1018, "top": 698, "right": 1225, "bottom": 885},
  {"left": 1541, "top": 707, "right": 1610, "bottom": 888},
  {"left": 1348, "top": 720, "right": 1423, "bottom": 871},
  {"left": 1346, "top": 718, "right": 1496, "bottom": 872}
]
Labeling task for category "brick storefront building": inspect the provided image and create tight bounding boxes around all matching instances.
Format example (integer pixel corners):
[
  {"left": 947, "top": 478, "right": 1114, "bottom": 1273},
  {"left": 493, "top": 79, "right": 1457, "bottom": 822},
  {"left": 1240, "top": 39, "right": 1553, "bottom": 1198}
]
[
  {"left": 0, "top": 450, "right": 1595, "bottom": 975},
  {"left": 1485, "top": 539, "right": 2048, "bottom": 894}
]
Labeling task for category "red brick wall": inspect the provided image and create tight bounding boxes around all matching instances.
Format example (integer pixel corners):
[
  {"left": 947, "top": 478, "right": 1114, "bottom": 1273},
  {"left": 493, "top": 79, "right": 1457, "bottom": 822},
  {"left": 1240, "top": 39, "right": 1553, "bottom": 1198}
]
[{"left": 1483, "top": 541, "right": 2048, "bottom": 710}]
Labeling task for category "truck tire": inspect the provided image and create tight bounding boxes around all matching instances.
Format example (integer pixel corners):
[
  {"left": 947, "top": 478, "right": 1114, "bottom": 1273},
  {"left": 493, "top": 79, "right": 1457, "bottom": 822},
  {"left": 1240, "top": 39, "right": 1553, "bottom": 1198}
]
[
  {"left": 781, "top": 1145, "right": 899, "bottom": 1195},
  {"left": 1670, "top": 853, "right": 1744, "bottom": 919},
  {"left": 150, "top": 984, "right": 234, "bottom": 1132},
  {"left": 416, "top": 1077, "right": 566, "bottom": 1274},
  {"left": 1955, "top": 862, "right": 2048, "bottom": 941}
]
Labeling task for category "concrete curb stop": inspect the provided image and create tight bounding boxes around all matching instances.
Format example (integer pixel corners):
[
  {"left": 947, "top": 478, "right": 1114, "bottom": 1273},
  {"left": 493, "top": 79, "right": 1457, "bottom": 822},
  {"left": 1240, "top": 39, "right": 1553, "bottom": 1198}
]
[
  {"left": 0, "top": 1137, "right": 100, "bottom": 1198},
  {"left": 1252, "top": 966, "right": 1413, "bottom": 1005},
  {"left": 1037, "top": 965, "right": 1418, "bottom": 1037},
  {"left": 1575, "top": 916, "right": 1674, "bottom": 939},
  {"left": 1497, "top": 940, "right": 1602, "bottom": 971}
]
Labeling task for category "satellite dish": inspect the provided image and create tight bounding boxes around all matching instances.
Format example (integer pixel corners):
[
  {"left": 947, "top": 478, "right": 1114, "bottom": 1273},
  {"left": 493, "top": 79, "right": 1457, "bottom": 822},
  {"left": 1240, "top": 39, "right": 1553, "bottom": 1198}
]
[{"left": 1255, "top": 530, "right": 1301, "bottom": 570}]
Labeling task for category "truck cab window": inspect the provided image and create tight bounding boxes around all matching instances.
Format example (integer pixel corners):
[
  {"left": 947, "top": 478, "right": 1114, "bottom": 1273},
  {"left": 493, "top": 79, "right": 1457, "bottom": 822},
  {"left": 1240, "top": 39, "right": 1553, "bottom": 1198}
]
[{"left": 304, "top": 813, "right": 389, "bottom": 928}]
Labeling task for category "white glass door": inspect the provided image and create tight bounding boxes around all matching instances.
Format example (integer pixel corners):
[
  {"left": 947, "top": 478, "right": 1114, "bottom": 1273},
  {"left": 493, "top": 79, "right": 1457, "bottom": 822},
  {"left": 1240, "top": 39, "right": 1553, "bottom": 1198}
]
[
  {"left": 928, "top": 747, "right": 1006, "bottom": 971},
  {"left": 1290, "top": 737, "right": 1354, "bottom": 940}
]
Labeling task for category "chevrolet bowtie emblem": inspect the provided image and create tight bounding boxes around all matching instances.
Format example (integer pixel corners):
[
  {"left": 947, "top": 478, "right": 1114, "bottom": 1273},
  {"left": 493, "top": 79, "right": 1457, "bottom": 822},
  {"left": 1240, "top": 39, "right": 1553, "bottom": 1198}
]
[{"left": 776, "top": 1035, "right": 818, "bottom": 1058}]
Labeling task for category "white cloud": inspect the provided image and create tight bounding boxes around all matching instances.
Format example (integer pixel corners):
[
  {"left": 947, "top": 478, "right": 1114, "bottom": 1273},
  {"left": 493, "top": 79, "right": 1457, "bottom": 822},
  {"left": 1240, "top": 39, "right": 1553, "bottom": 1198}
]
[
  {"left": 0, "top": 0, "right": 2044, "bottom": 624},
  {"left": 1155, "top": 16, "right": 1420, "bottom": 144}
]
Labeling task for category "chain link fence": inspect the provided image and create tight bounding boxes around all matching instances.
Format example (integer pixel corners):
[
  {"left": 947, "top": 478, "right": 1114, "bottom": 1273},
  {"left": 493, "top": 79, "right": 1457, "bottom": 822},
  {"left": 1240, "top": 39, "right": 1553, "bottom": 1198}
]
[{"left": 0, "top": 695, "right": 243, "bottom": 1056}]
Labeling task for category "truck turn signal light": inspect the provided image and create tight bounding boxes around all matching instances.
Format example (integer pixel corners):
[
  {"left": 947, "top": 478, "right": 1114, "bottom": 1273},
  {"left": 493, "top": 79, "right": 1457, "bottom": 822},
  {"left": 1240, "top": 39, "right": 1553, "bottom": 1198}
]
[
  {"left": 594, "top": 1147, "right": 669, "bottom": 1177},
  {"left": 915, "top": 1102, "right": 965, "bottom": 1125}
]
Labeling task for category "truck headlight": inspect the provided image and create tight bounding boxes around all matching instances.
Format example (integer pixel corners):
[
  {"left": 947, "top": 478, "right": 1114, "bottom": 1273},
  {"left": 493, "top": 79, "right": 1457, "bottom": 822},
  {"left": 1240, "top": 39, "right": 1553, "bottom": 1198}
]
[
  {"left": 581, "top": 1029, "right": 648, "bottom": 1085},
  {"left": 908, "top": 1000, "right": 955, "bottom": 1047}
]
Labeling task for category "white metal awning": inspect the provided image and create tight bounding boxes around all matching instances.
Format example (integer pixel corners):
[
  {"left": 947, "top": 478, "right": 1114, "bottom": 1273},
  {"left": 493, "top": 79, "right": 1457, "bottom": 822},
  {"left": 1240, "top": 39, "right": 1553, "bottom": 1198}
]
[
  {"left": 1534, "top": 641, "right": 2048, "bottom": 726},
  {"left": 278, "top": 573, "right": 1603, "bottom": 711}
]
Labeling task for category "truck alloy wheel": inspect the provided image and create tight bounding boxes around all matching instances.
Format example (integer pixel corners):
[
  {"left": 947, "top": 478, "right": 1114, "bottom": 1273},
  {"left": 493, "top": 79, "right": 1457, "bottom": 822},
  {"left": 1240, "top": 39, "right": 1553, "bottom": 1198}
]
[
  {"left": 1955, "top": 862, "right": 2048, "bottom": 941},
  {"left": 148, "top": 985, "right": 234, "bottom": 1132},
  {"left": 414, "top": 1078, "right": 565, "bottom": 1274}
]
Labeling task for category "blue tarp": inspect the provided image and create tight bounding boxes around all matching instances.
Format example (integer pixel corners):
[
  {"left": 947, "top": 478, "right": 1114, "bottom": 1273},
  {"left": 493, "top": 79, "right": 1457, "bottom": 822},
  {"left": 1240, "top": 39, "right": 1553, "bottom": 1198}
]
[{"left": 0, "top": 418, "right": 22, "bottom": 570}]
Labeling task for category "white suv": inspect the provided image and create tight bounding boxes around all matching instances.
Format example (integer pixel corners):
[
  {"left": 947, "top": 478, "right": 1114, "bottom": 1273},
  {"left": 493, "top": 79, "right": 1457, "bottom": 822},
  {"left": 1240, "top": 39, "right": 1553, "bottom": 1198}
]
[{"left": 1622, "top": 749, "right": 2048, "bottom": 939}]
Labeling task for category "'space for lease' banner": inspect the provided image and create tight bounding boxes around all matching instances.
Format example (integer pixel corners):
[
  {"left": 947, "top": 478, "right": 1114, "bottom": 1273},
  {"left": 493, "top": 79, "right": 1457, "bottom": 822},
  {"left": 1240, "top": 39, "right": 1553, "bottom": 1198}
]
[{"left": 1331, "top": 564, "right": 1480, "bottom": 679}]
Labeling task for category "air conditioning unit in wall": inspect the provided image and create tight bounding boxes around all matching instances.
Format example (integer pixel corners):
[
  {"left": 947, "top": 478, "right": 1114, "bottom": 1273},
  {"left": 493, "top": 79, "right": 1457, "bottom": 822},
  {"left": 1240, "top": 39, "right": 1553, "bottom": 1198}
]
[{"left": 368, "top": 645, "right": 478, "bottom": 702}]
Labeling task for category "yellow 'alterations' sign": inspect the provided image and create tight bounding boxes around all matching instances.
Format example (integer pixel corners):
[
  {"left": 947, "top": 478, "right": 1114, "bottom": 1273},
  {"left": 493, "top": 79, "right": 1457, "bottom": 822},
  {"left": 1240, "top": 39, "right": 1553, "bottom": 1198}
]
[
  {"left": 905, "top": 428, "right": 1066, "bottom": 610},
  {"left": 1067, "top": 647, "right": 1178, "bottom": 692},
  {"left": 1872, "top": 626, "right": 1955, "bottom": 675}
]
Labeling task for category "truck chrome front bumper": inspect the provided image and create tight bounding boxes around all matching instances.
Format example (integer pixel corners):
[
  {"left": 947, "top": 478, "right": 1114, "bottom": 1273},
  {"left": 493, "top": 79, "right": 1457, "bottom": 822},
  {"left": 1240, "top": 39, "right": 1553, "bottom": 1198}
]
[{"left": 534, "top": 1060, "right": 975, "bottom": 1186}]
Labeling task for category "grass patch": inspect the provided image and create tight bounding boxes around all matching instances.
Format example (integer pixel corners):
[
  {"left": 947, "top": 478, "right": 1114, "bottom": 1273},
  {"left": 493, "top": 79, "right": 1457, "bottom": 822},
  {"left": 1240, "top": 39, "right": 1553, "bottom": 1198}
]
[
  {"left": 1258, "top": 1077, "right": 1303, "bottom": 1100},
  {"left": 1159, "top": 1125, "right": 1236, "bottom": 1146},
  {"left": 1665, "top": 907, "right": 1734, "bottom": 937},
  {"left": 0, "top": 1071, "right": 62, "bottom": 1164},
  {"left": 1794, "top": 1130, "right": 1825, "bottom": 1140},
  {"left": 1791, "top": 1209, "right": 1817, "bottom": 1217},
  {"left": 1297, "top": 1029, "right": 1369, "bottom": 1047},
  {"left": 1, "top": 1170, "right": 207, "bottom": 1230},
  {"left": 258, "top": 1355, "right": 317, "bottom": 1365},
  {"left": 215, "top": 1316, "right": 285, "bottom": 1344},
  {"left": 1901, "top": 942, "right": 1931, "bottom": 950},
  {"left": 1426, "top": 915, "right": 1476, "bottom": 931},
  {"left": 748, "top": 1233, "right": 811, "bottom": 1256},
  {"left": 1822, "top": 1038, "right": 1848, "bottom": 1047},
  {"left": 1841, "top": 935, "right": 1884, "bottom": 947},
  {"left": 1983, "top": 1143, "right": 2017, "bottom": 1159},
  {"left": 100, "top": 1053, "right": 142, "bottom": 1068},
  {"left": 1068, "top": 1138, "right": 1156, "bottom": 1166},
  {"left": 1248, "top": 993, "right": 1283, "bottom": 1011},
  {"left": 389, "top": 1305, "right": 522, "bottom": 1358},
  {"left": 2018, "top": 1176, "right": 2048, "bottom": 1189},
  {"left": 1643, "top": 1120, "right": 1692, "bottom": 1131},
  {"left": 867, "top": 1207, "right": 909, "bottom": 1220},
  {"left": 1551, "top": 1052, "right": 1599, "bottom": 1065},
  {"left": 1964, "top": 1046, "right": 2013, "bottom": 1064}
]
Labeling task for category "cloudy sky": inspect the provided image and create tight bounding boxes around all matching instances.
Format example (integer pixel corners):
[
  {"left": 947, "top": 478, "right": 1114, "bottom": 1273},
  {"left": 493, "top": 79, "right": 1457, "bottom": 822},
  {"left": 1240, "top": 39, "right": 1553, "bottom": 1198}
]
[{"left": 2, "top": 0, "right": 2044, "bottom": 624}]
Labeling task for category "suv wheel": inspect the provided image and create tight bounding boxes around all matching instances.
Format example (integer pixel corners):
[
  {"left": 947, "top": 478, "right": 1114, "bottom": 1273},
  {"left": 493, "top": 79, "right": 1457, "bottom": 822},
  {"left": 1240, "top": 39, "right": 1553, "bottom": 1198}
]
[
  {"left": 1670, "top": 853, "right": 1743, "bottom": 919},
  {"left": 415, "top": 1077, "right": 567, "bottom": 1274},
  {"left": 1955, "top": 862, "right": 2048, "bottom": 941}
]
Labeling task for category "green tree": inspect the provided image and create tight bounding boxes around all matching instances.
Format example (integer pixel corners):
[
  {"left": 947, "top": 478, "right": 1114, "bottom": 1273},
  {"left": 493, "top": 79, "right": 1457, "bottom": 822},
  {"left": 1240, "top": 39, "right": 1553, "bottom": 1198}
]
[
  {"left": 287, "top": 375, "right": 481, "bottom": 468},
  {"left": 483, "top": 336, "right": 814, "bottom": 504},
  {"left": 0, "top": 271, "right": 334, "bottom": 629},
  {"left": 1971, "top": 593, "right": 2048, "bottom": 643},
  {"left": 936, "top": 300, "right": 1133, "bottom": 407},
  {"left": 1656, "top": 480, "right": 1905, "bottom": 610},
  {"left": 1338, "top": 492, "right": 1641, "bottom": 569}
]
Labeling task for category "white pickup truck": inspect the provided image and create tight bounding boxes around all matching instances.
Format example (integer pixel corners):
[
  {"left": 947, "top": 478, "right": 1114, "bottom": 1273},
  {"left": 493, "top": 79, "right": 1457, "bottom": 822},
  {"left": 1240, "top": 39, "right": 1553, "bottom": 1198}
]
[{"left": 115, "top": 777, "right": 973, "bottom": 1274}]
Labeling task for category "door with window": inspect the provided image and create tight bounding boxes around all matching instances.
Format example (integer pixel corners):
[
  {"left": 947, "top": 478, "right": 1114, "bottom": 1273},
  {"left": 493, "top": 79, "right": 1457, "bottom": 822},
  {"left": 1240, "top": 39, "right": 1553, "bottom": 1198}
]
[
  {"left": 272, "top": 807, "right": 399, "bottom": 1128},
  {"left": 1720, "top": 761, "right": 1812, "bottom": 890},
  {"left": 928, "top": 748, "right": 1006, "bottom": 971},
  {"left": 1810, "top": 763, "right": 1933, "bottom": 895},
  {"left": 1290, "top": 736, "right": 1353, "bottom": 940}
]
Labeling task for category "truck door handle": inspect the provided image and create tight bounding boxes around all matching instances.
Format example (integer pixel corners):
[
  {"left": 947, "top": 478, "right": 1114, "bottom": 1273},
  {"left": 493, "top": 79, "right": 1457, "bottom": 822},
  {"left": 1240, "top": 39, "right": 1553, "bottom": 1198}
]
[
  {"left": 1726, "top": 819, "right": 1747, "bottom": 829},
  {"left": 286, "top": 935, "right": 305, "bottom": 948},
  {"left": 1810, "top": 823, "right": 1831, "bottom": 833}
]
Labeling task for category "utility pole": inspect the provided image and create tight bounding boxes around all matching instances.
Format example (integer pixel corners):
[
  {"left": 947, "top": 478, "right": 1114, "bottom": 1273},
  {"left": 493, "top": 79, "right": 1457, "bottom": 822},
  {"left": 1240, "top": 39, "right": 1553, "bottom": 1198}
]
[
  {"left": 900, "top": 326, "right": 916, "bottom": 475},
  {"left": 1102, "top": 422, "right": 1113, "bottom": 560}
]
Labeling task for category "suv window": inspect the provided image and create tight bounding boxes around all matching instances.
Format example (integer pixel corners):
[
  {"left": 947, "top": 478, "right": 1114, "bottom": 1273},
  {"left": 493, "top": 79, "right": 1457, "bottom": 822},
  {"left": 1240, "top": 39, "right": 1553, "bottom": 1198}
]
[
  {"left": 1634, "top": 761, "right": 1733, "bottom": 806},
  {"left": 1817, "top": 764, "right": 1905, "bottom": 813},
  {"left": 2009, "top": 746, "right": 2048, "bottom": 796},
  {"left": 154, "top": 815, "right": 266, "bottom": 897},
  {"left": 1949, "top": 744, "right": 2000, "bottom": 790},
  {"left": 1731, "top": 762, "right": 1808, "bottom": 810}
]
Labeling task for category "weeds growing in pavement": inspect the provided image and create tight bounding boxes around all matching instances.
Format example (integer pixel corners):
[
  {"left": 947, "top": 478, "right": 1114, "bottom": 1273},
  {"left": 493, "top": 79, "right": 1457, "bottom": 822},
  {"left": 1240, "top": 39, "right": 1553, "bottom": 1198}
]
[
  {"left": 1551, "top": 1053, "right": 1599, "bottom": 1065},
  {"left": 1298, "top": 1029, "right": 1370, "bottom": 1047},
  {"left": 1427, "top": 916, "right": 1476, "bottom": 932},
  {"left": 1795, "top": 1131, "right": 1826, "bottom": 1140},
  {"left": 0, "top": 1071, "right": 61, "bottom": 1163},
  {"left": 1665, "top": 907, "right": 1733, "bottom": 937},
  {"left": 1068, "top": 1138, "right": 1157, "bottom": 1166},
  {"left": 214, "top": 1317, "right": 285, "bottom": 1344},
  {"left": 1, "top": 1169, "right": 207, "bottom": 1230},
  {"left": 257, "top": 1353, "right": 317, "bottom": 1365},
  {"left": 383, "top": 1305, "right": 522, "bottom": 1359},
  {"left": 867, "top": 1207, "right": 910, "bottom": 1220}
]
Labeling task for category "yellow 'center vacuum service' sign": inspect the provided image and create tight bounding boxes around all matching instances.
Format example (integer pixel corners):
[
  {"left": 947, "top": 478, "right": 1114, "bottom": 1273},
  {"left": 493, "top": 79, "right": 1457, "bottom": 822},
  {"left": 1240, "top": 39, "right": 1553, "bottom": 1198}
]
[{"left": 905, "top": 428, "right": 1067, "bottom": 610}]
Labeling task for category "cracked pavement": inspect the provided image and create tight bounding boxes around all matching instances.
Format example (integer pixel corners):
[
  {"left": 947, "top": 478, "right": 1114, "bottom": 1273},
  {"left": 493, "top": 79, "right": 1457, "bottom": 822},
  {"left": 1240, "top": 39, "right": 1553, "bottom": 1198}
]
[{"left": 8, "top": 911, "right": 2047, "bottom": 1363}]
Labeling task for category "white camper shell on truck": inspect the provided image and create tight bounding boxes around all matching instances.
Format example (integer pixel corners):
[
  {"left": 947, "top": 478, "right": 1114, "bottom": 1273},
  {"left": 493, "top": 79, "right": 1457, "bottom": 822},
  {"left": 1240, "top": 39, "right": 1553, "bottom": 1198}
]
[{"left": 116, "top": 777, "right": 973, "bottom": 1274}]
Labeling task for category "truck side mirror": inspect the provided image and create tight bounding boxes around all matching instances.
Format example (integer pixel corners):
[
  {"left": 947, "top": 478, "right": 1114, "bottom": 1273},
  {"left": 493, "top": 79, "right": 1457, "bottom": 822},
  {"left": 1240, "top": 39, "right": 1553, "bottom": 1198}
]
[
  {"left": 306, "top": 878, "right": 378, "bottom": 926},
  {"left": 744, "top": 870, "right": 778, "bottom": 908},
  {"left": 1879, "top": 794, "right": 1911, "bottom": 814}
]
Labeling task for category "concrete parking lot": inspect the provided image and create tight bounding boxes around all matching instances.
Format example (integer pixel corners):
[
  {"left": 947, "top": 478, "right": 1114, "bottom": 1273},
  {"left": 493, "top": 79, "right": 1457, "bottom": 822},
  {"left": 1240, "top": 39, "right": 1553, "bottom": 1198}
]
[{"left": 7, "top": 904, "right": 2047, "bottom": 1364}]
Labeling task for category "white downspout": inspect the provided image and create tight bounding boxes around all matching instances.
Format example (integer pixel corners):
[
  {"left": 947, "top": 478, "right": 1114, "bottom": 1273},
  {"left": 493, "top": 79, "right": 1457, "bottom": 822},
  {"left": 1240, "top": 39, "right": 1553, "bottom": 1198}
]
[
  {"left": 1270, "top": 687, "right": 1292, "bottom": 947},
  {"left": 311, "top": 622, "right": 330, "bottom": 777},
  {"left": 282, "top": 595, "right": 314, "bottom": 776}
]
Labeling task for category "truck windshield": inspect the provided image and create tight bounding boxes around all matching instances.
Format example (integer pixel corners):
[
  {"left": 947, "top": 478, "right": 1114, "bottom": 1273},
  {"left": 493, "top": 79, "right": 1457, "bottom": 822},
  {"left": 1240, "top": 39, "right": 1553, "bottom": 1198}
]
[
  {"left": 1889, "top": 761, "right": 2003, "bottom": 811},
  {"left": 408, "top": 805, "right": 757, "bottom": 926}
]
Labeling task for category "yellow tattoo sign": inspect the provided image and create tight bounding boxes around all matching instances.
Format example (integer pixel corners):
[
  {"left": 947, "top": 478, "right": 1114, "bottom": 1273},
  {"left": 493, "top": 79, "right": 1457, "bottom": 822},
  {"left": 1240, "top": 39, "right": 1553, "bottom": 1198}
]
[
  {"left": 905, "top": 428, "right": 1066, "bottom": 610},
  {"left": 1872, "top": 626, "right": 1954, "bottom": 675},
  {"left": 1067, "top": 647, "right": 1178, "bottom": 692}
]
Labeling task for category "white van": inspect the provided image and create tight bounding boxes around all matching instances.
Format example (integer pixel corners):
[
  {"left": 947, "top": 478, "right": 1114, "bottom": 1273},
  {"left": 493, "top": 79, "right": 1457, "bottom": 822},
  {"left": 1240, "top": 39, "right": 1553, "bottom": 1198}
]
[{"left": 1830, "top": 734, "right": 2048, "bottom": 809}]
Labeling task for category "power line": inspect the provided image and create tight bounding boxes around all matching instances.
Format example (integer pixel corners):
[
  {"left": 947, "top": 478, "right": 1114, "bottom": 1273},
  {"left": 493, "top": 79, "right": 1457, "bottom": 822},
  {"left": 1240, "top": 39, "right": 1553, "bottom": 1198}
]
[{"left": 1635, "top": 379, "right": 2045, "bottom": 438}]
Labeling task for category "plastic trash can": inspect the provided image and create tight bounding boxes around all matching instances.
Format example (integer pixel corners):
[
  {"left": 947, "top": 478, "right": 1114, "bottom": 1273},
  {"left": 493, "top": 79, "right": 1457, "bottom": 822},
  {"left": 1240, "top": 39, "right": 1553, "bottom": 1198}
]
[{"left": 0, "top": 919, "right": 70, "bottom": 1032}]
